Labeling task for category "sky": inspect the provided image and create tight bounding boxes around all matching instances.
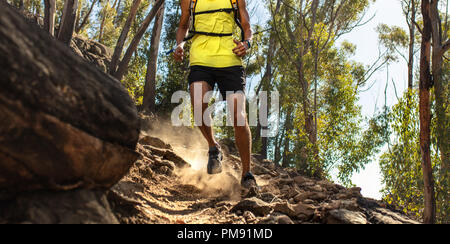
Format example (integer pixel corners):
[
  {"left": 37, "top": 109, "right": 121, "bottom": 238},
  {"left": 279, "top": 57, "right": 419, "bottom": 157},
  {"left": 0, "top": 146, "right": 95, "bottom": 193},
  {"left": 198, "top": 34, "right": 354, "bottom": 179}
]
[
  {"left": 246, "top": 0, "right": 412, "bottom": 200},
  {"left": 337, "top": 0, "right": 409, "bottom": 200}
]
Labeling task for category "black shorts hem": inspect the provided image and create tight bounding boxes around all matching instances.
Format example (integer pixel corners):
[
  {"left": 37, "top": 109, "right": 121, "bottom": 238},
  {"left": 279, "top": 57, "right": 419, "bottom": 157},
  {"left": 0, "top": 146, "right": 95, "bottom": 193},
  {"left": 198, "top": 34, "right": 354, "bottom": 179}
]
[{"left": 188, "top": 65, "right": 246, "bottom": 99}]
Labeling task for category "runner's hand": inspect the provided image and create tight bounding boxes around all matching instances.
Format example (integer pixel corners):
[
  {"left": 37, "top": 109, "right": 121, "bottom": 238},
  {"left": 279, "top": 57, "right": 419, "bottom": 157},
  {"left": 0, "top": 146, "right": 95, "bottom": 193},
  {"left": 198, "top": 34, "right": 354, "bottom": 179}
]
[
  {"left": 174, "top": 45, "right": 184, "bottom": 62},
  {"left": 233, "top": 39, "right": 248, "bottom": 57}
]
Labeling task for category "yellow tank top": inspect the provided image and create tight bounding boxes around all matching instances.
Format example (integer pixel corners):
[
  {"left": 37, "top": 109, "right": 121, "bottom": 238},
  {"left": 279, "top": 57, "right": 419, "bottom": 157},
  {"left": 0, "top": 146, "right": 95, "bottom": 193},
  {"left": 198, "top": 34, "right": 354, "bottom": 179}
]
[{"left": 189, "top": 0, "right": 243, "bottom": 68}]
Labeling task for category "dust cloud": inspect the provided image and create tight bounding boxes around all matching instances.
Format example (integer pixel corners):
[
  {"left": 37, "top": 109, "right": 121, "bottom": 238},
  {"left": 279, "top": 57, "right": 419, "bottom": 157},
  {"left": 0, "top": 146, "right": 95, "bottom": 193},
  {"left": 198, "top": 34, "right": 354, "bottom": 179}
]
[{"left": 141, "top": 116, "right": 242, "bottom": 200}]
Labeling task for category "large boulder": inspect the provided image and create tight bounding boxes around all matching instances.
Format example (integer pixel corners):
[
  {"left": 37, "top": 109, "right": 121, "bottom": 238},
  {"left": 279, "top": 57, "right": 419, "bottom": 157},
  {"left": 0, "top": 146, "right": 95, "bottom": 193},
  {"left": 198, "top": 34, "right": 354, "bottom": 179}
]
[
  {"left": 0, "top": 2, "right": 140, "bottom": 192},
  {"left": 0, "top": 189, "right": 118, "bottom": 224}
]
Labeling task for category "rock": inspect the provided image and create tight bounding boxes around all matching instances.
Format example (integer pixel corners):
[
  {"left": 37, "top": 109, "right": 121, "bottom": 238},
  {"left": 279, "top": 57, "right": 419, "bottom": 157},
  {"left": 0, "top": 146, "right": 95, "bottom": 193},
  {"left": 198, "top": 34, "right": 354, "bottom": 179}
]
[
  {"left": 0, "top": 190, "right": 118, "bottom": 224},
  {"left": 321, "top": 200, "right": 342, "bottom": 210},
  {"left": 340, "top": 198, "right": 360, "bottom": 211},
  {"left": 142, "top": 145, "right": 189, "bottom": 169},
  {"left": 70, "top": 35, "right": 112, "bottom": 72},
  {"left": 292, "top": 203, "right": 316, "bottom": 220},
  {"left": 293, "top": 176, "right": 308, "bottom": 185},
  {"left": 0, "top": 3, "right": 140, "bottom": 192},
  {"left": 303, "top": 199, "right": 315, "bottom": 204},
  {"left": 243, "top": 211, "right": 256, "bottom": 223},
  {"left": 163, "top": 150, "right": 190, "bottom": 168},
  {"left": 336, "top": 187, "right": 363, "bottom": 199},
  {"left": 258, "top": 192, "right": 281, "bottom": 204},
  {"left": 253, "top": 164, "right": 271, "bottom": 175},
  {"left": 294, "top": 192, "right": 327, "bottom": 202},
  {"left": 349, "top": 187, "right": 362, "bottom": 194},
  {"left": 294, "top": 192, "right": 313, "bottom": 202},
  {"left": 139, "top": 135, "right": 172, "bottom": 149},
  {"left": 368, "top": 208, "right": 420, "bottom": 224},
  {"left": 152, "top": 159, "right": 176, "bottom": 171},
  {"left": 257, "top": 212, "right": 294, "bottom": 224},
  {"left": 307, "top": 185, "right": 324, "bottom": 192},
  {"left": 272, "top": 202, "right": 297, "bottom": 217},
  {"left": 275, "top": 214, "right": 295, "bottom": 224},
  {"left": 326, "top": 209, "right": 368, "bottom": 224},
  {"left": 282, "top": 187, "right": 301, "bottom": 199},
  {"left": 261, "top": 159, "right": 276, "bottom": 170},
  {"left": 231, "top": 197, "right": 272, "bottom": 217}
]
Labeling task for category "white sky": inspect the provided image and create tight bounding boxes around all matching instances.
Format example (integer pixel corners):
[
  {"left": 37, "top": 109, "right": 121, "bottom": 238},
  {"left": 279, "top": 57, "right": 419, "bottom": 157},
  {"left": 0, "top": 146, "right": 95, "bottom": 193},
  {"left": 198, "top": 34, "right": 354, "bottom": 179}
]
[
  {"left": 338, "top": 0, "right": 409, "bottom": 200},
  {"left": 246, "top": 0, "right": 413, "bottom": 200}
]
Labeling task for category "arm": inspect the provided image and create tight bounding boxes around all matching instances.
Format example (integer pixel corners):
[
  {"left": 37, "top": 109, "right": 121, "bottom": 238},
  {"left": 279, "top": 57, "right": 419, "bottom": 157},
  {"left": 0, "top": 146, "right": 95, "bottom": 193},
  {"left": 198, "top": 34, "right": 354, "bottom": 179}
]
[
  {"left": 174, "top": 0, "right": 190, "bottom": 62},
  {"left": 239, "top": 0, "right": 252, "bottom": 42},
  {"left": 232, "top": 0, "right": 252, "bottom": 57}
]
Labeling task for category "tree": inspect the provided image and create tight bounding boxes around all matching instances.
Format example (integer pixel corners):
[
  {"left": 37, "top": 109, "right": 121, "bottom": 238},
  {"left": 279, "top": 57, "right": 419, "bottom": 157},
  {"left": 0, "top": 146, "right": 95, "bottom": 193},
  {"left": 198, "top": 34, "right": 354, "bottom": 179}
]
[
  {"left": 418, "top": 0, "right": 435, "bottom": 224},
  {"left": 142, "top": 2, "right": 165, "bottom": 113},
  {"left": 109, "top": 0, "right": 142, "bottom": 74},
  {"left": 44, "top": 0, "right": 56, "bottom": 36},
  {"left": 402, "top": 0, "right": 420, "bottom": 89},
  {"left": 253, "top": 0, "right": 281, "bottom": 159},
  {"left": 75, "top": 0, "right": 97, "bottom": 33},
  {"left": 268, "top": 0, "right": 379, "bottom": 179},
  {"left": 113, "top": 0, "right": 165, "bottom": 81},
  {"left": 58, "top": 0, "right": 79, "bottom": 45},
  {"left": 430, "top": 0, "right": 449, "bottom": 203}
]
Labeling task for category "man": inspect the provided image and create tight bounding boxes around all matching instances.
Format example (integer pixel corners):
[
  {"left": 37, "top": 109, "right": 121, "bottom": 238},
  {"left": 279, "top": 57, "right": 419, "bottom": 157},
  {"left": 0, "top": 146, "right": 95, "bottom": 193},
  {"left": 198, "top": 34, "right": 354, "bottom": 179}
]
[{"left": 174, "top": 0, "right": 257, "bottom": 189}]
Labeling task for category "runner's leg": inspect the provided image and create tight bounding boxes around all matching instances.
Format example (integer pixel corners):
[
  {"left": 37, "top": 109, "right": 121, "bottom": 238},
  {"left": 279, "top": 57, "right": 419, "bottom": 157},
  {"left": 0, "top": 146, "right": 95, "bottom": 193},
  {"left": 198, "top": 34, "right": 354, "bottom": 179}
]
[
  {"left": 227, "top": 92, "right": 252, "bottom": 177},
  {"left": 190, "top": 81, "right": 218, "bottom": 148}
]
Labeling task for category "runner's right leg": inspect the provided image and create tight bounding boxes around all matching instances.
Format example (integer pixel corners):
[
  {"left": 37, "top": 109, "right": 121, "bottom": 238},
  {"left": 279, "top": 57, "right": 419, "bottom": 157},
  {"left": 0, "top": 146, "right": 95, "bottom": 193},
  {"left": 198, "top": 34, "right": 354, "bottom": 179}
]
[
  {"left": 189, "top": 81, "right": 217, "bottom": 148},
  {"left": 190, "top": 81, "right": 223, "bottom": 174}
]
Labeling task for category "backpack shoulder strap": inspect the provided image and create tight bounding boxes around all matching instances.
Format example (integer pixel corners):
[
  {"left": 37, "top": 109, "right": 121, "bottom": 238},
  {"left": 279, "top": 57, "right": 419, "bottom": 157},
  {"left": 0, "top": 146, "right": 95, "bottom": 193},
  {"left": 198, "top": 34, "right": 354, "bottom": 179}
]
[{"left": 230, "top": 0, "right": 245, "bottom": 41}]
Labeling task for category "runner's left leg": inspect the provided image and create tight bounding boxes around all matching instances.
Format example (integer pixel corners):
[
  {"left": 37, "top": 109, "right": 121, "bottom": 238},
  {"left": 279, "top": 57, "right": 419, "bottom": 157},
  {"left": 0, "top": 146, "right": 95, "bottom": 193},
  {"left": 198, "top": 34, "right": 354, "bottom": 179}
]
[{"left": 227, "top": 92, "right": 251, "bottom": 177}]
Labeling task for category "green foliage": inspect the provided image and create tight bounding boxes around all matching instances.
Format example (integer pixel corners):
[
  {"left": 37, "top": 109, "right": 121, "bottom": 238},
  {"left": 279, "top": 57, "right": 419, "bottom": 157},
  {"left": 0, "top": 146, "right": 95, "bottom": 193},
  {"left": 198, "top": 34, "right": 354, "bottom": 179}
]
[{"left": 379, "top": 89, "right": 448, "bottom": 223}]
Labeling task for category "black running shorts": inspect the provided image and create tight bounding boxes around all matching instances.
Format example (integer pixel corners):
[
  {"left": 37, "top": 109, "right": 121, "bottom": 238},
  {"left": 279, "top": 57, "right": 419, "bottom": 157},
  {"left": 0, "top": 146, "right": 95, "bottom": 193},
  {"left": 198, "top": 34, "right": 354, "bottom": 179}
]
[{"left": 188, "top": 65, "right": 246, "bottom": 100}]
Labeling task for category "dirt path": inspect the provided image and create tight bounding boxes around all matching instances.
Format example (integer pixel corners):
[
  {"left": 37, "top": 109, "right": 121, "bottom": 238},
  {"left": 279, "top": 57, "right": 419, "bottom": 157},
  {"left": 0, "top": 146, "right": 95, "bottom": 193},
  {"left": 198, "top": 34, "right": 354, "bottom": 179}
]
[
  {"left": 108, "top": 141, "right": 249, "bottom": 224},
  {"left": 107, "top": 118, "right": 419, "bottom": 224}
]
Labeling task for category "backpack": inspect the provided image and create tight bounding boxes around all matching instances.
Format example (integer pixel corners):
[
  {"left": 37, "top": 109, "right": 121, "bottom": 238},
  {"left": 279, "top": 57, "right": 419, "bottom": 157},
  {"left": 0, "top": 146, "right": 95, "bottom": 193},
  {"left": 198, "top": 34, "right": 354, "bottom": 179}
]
[{"left": 184, "top": 0, "right": 245, "bottom": 42}]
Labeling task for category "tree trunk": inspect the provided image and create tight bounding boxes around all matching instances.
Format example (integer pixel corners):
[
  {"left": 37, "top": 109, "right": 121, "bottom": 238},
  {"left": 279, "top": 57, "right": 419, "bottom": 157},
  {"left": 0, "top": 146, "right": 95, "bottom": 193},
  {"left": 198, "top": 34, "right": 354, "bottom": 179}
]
[
  {"left": 418, "top": 0, "right": 436, "bottom": 224},
  {"left": 43, "top": 0, "right": 56, "bottom": 36},
  {"left": 113, "top": 0, "right": 165, "bottom": 81},
  {"left": 407, "top": 0, "right": 416, "bottom": 89},
  {"left": 110, "top": 0, "right": 142, "bottom": 75},
  {"left": 75, "top": 0, "right": 97, "bottom": 34},
  {"left": 430, "top": 0, "right": 449, "bottom": 206},
  {"left": 58, "top": 0, "right": 78, "bottom": 45},
  {"left": 281, "top": 108, "right": 293, "bottom": 168},
  {"left": 143, "top": 2, "right": 165, "bottom": 113},
  {"left": 0, "top": 2, "right": 140, "bottom": 191},
  {"left": 257, "top": 0, "right": 280, "bottom": 159},
  {"left": 98, "top": 6, "right": 107, "bottom": 43}
]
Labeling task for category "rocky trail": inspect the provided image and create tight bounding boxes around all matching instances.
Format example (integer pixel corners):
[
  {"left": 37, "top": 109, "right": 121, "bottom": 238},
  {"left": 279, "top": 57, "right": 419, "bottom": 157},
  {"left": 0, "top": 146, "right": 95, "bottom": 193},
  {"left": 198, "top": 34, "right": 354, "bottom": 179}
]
[{"left": 106, "top": 116, "right": 419, "bottom": 224}]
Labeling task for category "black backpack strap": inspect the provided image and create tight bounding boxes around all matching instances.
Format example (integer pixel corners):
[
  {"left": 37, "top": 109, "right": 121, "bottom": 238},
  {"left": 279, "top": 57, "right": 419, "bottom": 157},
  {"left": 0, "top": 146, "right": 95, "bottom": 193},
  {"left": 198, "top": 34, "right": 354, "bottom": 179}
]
[
  {"left": 194, "top": 8, "right": 234, "bottom": 15},
  {"left": 190, "top": 31, "right": 233, "bottom": 37},
  {"left": 184, "top": 0, "right": 199, "bottom": 41},
  {"left": 230, "top": 0, "right": 245, "bottom": 41},
  {"left": 184, "top": 0, "right": 245, "bottom": 42}
]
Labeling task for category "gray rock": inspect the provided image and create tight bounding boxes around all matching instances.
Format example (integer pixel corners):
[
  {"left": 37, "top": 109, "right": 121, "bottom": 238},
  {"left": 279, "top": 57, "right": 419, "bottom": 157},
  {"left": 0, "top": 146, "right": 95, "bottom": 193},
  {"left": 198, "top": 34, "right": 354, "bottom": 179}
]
[
  {"left": 326, "top": 209, "right": 368, "bottom": 224},
  {"left": 232, "top": 197, "right": 272, "bottom": 216}
]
